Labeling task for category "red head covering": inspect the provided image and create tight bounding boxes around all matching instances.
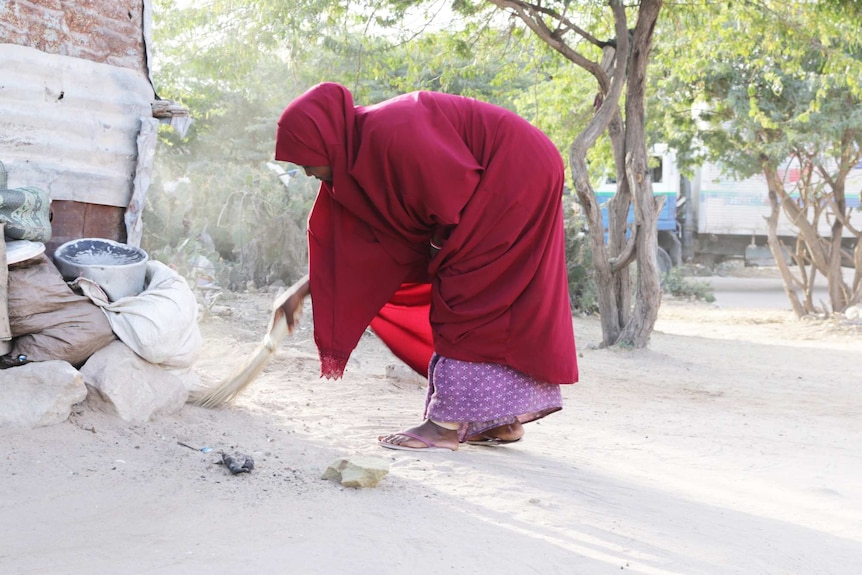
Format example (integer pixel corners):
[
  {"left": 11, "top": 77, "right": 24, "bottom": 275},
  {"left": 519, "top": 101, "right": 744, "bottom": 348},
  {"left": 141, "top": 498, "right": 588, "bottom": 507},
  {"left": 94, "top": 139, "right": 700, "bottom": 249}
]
[{"left": 275, "top": 83, "right": 578, "bottom": 384}]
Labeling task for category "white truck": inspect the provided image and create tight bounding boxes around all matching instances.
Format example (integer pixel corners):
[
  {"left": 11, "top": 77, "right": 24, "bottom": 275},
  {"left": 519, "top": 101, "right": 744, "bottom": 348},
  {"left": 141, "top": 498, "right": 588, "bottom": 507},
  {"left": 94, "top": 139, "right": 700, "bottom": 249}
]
[{"left": 595, "top": 146, "right": 862, "bottom": 267}]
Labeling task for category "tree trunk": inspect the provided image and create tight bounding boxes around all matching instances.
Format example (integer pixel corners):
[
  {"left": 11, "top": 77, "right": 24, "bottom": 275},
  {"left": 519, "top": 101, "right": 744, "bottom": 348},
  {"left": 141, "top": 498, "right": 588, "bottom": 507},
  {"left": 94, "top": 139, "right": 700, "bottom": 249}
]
[
  {"left": 570, "top": 1, "right": 630, "bottom": 347},
  {"left": 826, "top": 179, "right": 849, "bottom": 311},
  {"left": 763, "top": 165, "right": 806, "bottom": 316},
  {"left": 493, "top": 0, "right": 663, "bottom": 347},
  {"left": 761, "top": 153, "right": 858, "bottom": 316},
  {"left": 606, "top": 110, "right": 633, "bottom": 331},
  {"left": 615, "top": 0, "right": 663, "bottom": 348}
]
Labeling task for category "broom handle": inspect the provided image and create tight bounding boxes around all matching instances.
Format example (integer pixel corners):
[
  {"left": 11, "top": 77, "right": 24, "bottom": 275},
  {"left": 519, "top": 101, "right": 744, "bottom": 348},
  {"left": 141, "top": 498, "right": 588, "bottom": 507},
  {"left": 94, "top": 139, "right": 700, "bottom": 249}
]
[
  {"left": 269, "top": 273, "right": 310, "bottom": 337},
  {"left": 263, "top": 312, "right": 290, "bottom": 351}
]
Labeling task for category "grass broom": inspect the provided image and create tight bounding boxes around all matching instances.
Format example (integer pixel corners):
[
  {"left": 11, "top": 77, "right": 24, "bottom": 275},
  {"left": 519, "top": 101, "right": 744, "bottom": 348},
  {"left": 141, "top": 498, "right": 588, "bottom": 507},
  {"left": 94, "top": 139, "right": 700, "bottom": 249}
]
[{"left": 190, "top": 276, "right": 307, "bottom": 408}]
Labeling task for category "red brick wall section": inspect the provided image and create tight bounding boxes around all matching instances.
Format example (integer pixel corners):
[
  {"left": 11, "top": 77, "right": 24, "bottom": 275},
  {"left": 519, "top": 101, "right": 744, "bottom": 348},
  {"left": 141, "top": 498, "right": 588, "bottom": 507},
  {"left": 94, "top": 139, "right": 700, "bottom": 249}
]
[{"left": 0, "top": 0, "right": 145, "bottom": 71}]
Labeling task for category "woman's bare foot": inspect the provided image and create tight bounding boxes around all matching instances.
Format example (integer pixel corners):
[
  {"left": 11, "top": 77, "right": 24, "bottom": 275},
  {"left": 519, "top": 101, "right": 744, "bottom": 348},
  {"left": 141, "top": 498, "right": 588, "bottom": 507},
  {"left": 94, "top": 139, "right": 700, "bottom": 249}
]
[
  {"left": 378, "top": 419, "right": 459, "bottom": 451},
  {"left": 466, "top": 421, "right": 524, "bottom": 444}
]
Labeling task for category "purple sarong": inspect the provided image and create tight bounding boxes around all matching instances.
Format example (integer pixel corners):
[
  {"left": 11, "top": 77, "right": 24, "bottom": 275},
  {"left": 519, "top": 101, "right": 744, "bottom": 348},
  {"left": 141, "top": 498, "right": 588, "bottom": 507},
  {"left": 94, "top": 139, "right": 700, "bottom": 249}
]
[{"left": 424, "top": 353, "right": 562, "bottom": 442}]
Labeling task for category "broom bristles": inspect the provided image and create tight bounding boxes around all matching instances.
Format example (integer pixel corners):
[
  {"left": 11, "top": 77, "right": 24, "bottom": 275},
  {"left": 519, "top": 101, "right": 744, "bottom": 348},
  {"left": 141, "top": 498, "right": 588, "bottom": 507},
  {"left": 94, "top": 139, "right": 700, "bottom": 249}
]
[{"left": 191, "top": 312, "right": 290, "bottom": 408}]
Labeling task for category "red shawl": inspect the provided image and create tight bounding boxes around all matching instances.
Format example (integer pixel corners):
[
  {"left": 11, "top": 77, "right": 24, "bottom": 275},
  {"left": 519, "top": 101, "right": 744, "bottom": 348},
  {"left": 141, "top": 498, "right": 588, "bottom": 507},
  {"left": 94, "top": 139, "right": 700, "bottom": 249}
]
[{"left": 275, "top": 82, "right": 577, "bottom": 384}]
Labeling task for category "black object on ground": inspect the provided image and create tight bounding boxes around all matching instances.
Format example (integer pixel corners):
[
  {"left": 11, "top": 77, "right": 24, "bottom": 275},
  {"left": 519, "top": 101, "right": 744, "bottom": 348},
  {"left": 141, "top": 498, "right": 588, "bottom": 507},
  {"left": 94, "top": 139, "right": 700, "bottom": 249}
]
[{"left": 220, "top": 452, "right": 254, "bottom": 475}]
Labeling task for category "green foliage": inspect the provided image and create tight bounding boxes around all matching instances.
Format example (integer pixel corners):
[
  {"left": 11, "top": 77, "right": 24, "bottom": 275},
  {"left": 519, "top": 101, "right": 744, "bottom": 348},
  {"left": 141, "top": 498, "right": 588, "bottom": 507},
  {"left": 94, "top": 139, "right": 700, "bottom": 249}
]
[
  {"left": 652, "top": 1, "right": 862, "bottom": 178},
  {"left": 661, "top": 268, "right": 715, "bottom": 303},
  {"left": 153, "top": 0, "right": 353, "bottom": 91},
  {"left": 143, "top": 146, "right": 314, "bottom": 290},
  {"left": 509, "top": 49, "right": 602, "bottom": 175},
  {"left": 149, "top": 0, "right": 386, "bottom": 289},
  {"left": 651, "top": 1, "right": 862, "bottom": 314},
  {"left": 564, "top": 206, "right": 599, "bottom": 314}
]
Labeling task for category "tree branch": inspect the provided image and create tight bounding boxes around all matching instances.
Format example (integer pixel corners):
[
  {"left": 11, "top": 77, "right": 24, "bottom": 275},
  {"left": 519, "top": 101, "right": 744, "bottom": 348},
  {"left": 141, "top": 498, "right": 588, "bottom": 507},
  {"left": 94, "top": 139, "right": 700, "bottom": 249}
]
[
  {"left": 485, "top": 0, "right": 614, "bottom": 90},
  {"left": 609, "top": 226, "right": 638, "bottom": 273}
]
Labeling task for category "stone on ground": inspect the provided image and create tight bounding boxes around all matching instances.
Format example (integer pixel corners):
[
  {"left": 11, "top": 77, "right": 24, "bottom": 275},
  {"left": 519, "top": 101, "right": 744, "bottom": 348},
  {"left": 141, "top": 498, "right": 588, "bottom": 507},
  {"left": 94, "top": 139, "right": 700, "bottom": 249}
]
[
  {"left": 80, "top": 341, "right": 189, "bottom": 422},
  {"left": 321, "top": 455, "right": 391, "bottom": 488},
  {"left": 0, "top": 361, "right": 86, "bottom": 427}
]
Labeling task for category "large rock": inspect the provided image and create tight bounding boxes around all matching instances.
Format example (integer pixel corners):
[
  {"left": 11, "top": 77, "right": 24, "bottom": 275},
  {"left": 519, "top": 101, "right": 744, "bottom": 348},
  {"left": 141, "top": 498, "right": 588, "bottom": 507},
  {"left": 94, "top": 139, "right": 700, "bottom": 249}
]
[
  {"left": 80, "top": 341, "right": 189, "bottom": 422},
  {"left": 0, "top": 361, "right": 86, "bottom": 427},
  {"left": 321, "top": 456, "right": 391, "bottom": 488}
]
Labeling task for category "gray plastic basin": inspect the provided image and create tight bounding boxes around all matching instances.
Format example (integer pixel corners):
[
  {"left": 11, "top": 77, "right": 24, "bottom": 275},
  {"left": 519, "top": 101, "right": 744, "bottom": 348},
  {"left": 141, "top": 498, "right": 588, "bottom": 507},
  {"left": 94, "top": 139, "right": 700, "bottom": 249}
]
[{"left": 54, "top": 238, "right": 149, "bottom": 302}]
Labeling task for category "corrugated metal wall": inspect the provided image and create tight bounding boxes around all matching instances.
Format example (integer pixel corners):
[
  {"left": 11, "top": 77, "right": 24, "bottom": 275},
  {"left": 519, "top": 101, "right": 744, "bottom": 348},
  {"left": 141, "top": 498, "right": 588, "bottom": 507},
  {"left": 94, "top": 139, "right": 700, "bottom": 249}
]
[
  {"left": 0, "top": 43, "right": 153, "bottom": 207},
  {"left": 0, "top": 0, "right": 156, "bottom": 252}
]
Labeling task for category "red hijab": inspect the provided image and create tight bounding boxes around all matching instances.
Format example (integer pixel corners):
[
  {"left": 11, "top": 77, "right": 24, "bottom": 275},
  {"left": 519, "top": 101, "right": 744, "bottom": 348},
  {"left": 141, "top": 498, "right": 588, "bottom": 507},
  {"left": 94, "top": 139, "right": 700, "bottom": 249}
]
[{"left": 276, "top": 82, "right": 577, "bottom": 384}]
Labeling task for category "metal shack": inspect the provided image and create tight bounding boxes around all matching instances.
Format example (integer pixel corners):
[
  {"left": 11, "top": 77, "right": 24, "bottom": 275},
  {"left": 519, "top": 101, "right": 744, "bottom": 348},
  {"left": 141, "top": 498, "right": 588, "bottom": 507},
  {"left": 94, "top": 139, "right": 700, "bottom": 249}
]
[{"left": 0, "top": 0, "right": 186, "bottom": 256}]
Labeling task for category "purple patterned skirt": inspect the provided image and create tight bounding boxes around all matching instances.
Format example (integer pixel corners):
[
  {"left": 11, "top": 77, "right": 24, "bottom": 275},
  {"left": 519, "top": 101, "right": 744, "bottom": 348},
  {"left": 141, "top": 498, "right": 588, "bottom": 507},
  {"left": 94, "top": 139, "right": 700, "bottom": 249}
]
[{"left": 424, "top": 353, "right": 562, "bottom": 442}]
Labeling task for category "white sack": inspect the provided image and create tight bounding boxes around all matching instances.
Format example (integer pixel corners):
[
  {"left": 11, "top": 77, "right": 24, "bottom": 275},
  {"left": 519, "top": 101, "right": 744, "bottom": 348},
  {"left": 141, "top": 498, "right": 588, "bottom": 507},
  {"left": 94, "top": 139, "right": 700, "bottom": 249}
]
[{"left": 77, "top": 261, "right": 202, "bottom": 369}]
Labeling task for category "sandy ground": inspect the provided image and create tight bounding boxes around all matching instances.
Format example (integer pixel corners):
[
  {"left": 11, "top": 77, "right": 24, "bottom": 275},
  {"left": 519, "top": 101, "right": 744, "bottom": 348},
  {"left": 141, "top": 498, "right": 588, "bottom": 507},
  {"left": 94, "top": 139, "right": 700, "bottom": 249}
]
[{"left": 2, "top": 272, "right": 861, "bottom": 575}]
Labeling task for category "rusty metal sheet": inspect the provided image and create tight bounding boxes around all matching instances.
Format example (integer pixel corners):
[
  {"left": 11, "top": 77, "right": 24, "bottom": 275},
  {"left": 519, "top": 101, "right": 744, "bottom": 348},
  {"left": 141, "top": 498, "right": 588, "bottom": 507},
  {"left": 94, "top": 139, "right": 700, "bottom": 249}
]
[
  {"left": 0, "top": 0, "right": 146, "bottom": 71},
  {"left": 46, "top": 200, "right": 126, "bottom": 259}
]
